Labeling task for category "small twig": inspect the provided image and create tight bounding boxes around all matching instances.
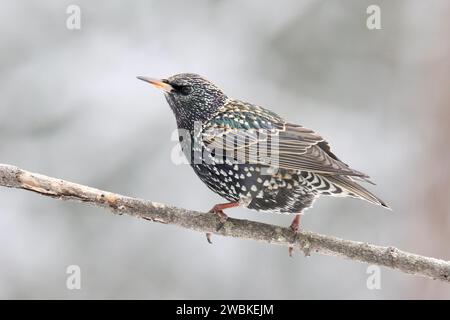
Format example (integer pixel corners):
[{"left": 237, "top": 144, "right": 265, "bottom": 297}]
[{"left": 0, "top": 163, "right": 449, "bottom": 282}]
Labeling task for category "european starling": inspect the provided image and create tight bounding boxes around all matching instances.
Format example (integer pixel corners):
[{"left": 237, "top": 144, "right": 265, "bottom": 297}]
[{"left": 137, "top": 73, "right": 389, "bottom": 253}]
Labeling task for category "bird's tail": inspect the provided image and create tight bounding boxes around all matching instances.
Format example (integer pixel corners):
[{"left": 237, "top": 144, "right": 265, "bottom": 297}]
[{"left": 325, "top": 175, "right": 390, "bottom": 209}]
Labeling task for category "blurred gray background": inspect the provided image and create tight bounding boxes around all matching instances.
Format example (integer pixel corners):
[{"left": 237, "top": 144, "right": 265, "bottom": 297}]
[{"left": 0, "top": 0, "right": 449, "bottom": 299}]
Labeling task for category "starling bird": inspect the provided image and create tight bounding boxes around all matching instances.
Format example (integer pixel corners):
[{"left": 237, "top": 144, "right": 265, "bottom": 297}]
[{"left": 138, "top": 73, "right": 389, "bottom": 254}]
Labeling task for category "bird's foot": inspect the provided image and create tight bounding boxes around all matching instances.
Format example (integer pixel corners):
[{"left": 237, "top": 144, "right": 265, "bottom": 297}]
[
  {"left": 205, "top": 202, "right": 239, "bottom": 244},
  {"left": 290, "top": 214, "right": 301, "bottom": 232},
  {"left": 288, "top": 214, "right": 302, "bottom": 257},
  {"left": 208, "top": 208, "right": 229, "bottom": 224}
]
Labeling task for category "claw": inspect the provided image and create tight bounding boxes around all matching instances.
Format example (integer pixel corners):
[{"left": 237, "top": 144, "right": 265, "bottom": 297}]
[
  {"left": 204, "top": 202, "right": 239, "bottom": 244},
  {"left": 289, "top": 246, "right": 294, "bottom": 257},
  {"left": 206, "top": 232, "right": 213, "bottom": 244}
]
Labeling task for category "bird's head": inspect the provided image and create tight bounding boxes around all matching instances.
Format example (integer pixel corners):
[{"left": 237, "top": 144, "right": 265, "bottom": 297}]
[{"left": 137, "top": 73, "right": 228, "bottom": 130}]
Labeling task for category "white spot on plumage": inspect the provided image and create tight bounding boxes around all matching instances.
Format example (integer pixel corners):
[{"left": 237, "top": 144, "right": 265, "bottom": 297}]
[{"left": 311, "top": 174, "right": 319, "bottom": 185}]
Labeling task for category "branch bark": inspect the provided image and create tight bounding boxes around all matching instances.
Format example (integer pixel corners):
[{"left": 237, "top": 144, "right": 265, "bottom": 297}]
[{"left": 0, "top": 163, "right": 449, "bottom": 283}]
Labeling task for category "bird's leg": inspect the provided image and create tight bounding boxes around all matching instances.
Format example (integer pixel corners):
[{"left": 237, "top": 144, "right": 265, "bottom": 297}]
[
  {"left": 206, "top": 201, "right": 240, "bottom": 244},
  {"left": 288, "top": 214, "right": 302, "bottom": 257},
  {"left": 290, "top": 214, "right": 301, "bottom": 232},
  {"left": 209, "top": 202, "right": 240, "bottom": 220}
]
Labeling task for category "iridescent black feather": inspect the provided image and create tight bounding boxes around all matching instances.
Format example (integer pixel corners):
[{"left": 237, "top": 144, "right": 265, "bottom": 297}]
[{"left": 157, "top": 73, "right": 389, "bottom": 213}]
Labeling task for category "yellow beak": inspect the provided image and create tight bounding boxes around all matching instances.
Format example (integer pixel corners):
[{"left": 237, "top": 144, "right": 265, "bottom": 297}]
[{"left": 136, "top": 76, "right": 174, "bottom": 92}]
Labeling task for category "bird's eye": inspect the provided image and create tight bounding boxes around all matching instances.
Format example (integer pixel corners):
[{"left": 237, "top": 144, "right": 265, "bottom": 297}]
[{"left": 172, "top": 84, "right": 192, "bottom": 95}]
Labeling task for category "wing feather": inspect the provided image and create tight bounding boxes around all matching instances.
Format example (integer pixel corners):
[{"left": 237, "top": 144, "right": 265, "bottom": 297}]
[{"left": 202, "top": 101, "right": 370, "bottom": 178}]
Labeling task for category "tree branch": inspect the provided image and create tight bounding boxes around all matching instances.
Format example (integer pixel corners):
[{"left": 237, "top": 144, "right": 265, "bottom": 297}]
[{"left": 0, "top": 163, "right": 449, "bottom": 283}]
